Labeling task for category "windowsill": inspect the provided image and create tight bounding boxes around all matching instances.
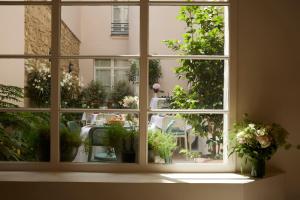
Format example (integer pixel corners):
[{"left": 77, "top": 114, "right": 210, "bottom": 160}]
[
  {"left": 0, "top": 171, "right": 281, "bottom": 184},
  {"left": 0, "top": 172, "right": 285, "bottom": 200}
]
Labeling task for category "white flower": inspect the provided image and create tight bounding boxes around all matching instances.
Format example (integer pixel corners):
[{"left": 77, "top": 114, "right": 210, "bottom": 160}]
[
  {"left": 256, "top": 135, "right": 271, "bottom": 148},
  {"left": 248, "top": 123, "right": 255, "bottom": 130},
  {"left": 121, "top": 96, "right": 139, "bottom": 108},
  {"left": 256, "top": 128, "right": 267, "bottom": 136}
]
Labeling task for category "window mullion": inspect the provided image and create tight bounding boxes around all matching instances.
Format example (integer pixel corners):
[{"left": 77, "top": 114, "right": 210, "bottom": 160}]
[
  {"left": 50, "top": 0, "right": 61, "bottom": 166},
  {"left": 139, "top": 0, "right": 149, "bottom": 166}
]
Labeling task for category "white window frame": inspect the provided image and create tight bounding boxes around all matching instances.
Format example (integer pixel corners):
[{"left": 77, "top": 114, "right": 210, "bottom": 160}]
[{"left": 0, "top": 0, "right": 237, "bottom": 172}]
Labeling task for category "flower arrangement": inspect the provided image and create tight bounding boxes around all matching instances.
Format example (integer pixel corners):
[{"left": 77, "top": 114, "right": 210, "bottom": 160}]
[
  {"left": 120, "top": 96, "right": 139, "bottom": 109},
  {"left": 26, "top": 61, "right": 82, "bottom": 107},
  {"left": 152, "top": 83, "right": 160, "bottom": 93},
  {"left": 229, "top": 114, "right": 290, "bottom": 177}
]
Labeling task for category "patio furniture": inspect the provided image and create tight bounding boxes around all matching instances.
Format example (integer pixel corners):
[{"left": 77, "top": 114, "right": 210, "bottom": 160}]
[
  {"left": 162, "top": 116, "right": 189, "bottom": 150},
  {"left": 67, "top": 121, "right": 81, "bottom": 133},
  {"left": 87, "top": 127, "right": 117, "bottom": 162}
]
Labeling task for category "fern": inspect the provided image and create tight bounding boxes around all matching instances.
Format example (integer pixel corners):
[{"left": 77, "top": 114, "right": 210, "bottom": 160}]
[{"left": 0, "top": 84, "right": 23, "bottom": 108}]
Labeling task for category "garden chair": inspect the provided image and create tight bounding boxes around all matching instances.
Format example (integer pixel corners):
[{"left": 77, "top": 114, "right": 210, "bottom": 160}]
[
  {"left": 162, "top": 116, "right": 189, "bottom": 150},
  {"left": 87, "top": 127, "right": 117, "bottom": 162}
]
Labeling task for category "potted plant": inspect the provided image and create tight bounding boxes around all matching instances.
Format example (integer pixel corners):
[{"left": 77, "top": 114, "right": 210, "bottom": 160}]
[
  {"left": 34, "top": 124, "right": 82, "bottom": 162},
  {"left": 104, "top": 124, "right": 128, "bottom": 162},
  {"left": 110, "top": 80, "right": 133, "bottom": 109},
  {"left": 148, "top": 129, "right": 177, "bottom": 164},
  {"left": 81, "top": 80, "right": 107, "bottom": 108},
  {"left": 229, "top": 114, "right": 291, "bottom": 178}
]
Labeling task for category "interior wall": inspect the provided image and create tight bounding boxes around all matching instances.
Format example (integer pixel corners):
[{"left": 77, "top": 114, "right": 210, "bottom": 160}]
[{"left": 236, "top": 0, "right": 300, "bottom": 199}]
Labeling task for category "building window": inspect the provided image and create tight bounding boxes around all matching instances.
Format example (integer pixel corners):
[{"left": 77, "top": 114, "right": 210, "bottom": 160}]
[
  {"left": 111, "top": 6, "right": 129, "bottom": 36},
  {"left": 95, "top": 59, "right": 131, "bottom": 93},
  {"left": 0, "top": 0, "right": 232, "bottom": 172}
]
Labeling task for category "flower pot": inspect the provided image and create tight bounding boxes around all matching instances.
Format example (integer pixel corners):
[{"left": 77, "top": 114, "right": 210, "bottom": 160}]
[
  {"left": 122, "top": 151, "right": 136, "bottom": 163},
  {"left": 164, "top": 156, "right": 172, "bottom": 164},
  {"left": 250, "top": 158, "right": 266, "bottom": 178}
]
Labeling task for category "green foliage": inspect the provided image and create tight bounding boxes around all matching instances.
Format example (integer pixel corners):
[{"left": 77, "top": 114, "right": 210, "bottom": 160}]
[
  {"left": 33, "top": 124, "right": 82, "bottom": 161},
  {"left": 81, "top": 80, "right": 107, "bottom": 108},
  {"left": 149, "top": 60, "right": 162, "bottom": 87},
  {"left": 25, "top": 61, "right": 82, "bottom": 108},
  {"left": 0, "top": 84, "right": 23, "bottom": 108},
  {"left": 110, "top": 80, "right": 133, "bottom": 108},
  {"left": 148, "top": 129, "right": 177, "bottom": 161},
  {"left": 104, "top": 124, "right": 129, "bottom": 153},
  {"left": 60, "top": 126, "right": 82, "bottom": 161},
  {"left": 0, "top": 127, "right": 25, "bottom": 161},
  {"left": 164, "top": 5, "right": 225, "bottom": 158},
  {"left": 179, "top": 149, "right": 200, "bottom": 160},
  {"left": 129, "top": 60, "right": 162, "bottom": 87}
]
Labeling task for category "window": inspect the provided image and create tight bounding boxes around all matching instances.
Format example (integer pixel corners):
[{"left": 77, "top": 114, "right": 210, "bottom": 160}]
[
  {"left": 0, "top": 0, "right": 232, "bottom": 172},
  {"left": 111, "top": 6, "right": 129, "bottom": 35},
  {"left": 95, "top": 59, "right": 131, "bottom": 93}
]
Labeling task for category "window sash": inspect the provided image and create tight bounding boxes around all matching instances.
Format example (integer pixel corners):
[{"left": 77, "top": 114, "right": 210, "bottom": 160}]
[{"left": 0, "top": 0, "right": 233, "bottom": 172}]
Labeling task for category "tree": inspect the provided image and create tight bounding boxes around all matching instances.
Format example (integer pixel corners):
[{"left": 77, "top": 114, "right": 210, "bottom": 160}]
[{"left": 164, "top": 5, "right": 225, "bottom": 158}]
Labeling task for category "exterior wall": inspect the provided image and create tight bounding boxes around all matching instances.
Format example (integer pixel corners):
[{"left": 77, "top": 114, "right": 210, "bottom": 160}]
[
  {"left": 0, "top": 6, "right": 25, "bottom": 106},
  {"left": 25, "top": 5, "right": 80, "bottom": 74}
]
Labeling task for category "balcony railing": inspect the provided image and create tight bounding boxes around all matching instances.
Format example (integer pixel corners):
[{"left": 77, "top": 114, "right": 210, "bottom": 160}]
[{"left": 111, "top": 22, "right": 129, "bottom": 36}]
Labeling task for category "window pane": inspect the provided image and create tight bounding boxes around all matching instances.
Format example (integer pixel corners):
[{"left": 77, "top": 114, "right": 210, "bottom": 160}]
[
  {"left": 60, "top": 59, "right": 139, "bottom": 109},
  {"left": 149, "top": 6, "right": 226, "bottom": 55},
  {"left": 60, "top": 112, "right": 139, "bottom": 163},
  {"left": 0, "top": 59, "right": 51, "bottom": 108},
  {"left": 0, "top": 112, "right": 50, "bottom": 162},
  {"left": 148, "top": 113, "right": 224, "bottom": 164},
  {"left": 148, "top": 59, "right": 225, "bottom": 110},
  {"left": 61, "top": 6, "right": 140, "bottom": 55},
  {"left": 95, "top": 59, "right": 111, "bottom": 68},
  {"left": 0, "top": 6, "right": 51, "bottom": 55}
]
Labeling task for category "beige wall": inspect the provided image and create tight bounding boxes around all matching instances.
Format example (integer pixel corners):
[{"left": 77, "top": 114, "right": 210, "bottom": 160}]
[
  {"left": 236, "top": 0, "right": 300, "bottom": 199},
  {"left": 0, "top": 6, "right": 25, "bottom": 106}
]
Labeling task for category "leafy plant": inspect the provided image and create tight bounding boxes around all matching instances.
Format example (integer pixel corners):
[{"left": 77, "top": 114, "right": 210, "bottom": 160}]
[
  {"left": 179, "top": 149, "right": 200, "bottom": 160},
  {"left": 149, "top": 60, "right": 162, "bottom": 87},
  {"left": 0, "top": 84, "right": 23, "bottom": 108},
  {"left": 229, "top": 115, "right": 290, "bottom": 163},
  {"left": 164, "top": 5, "right": 225, "bottom": 158},
  {"left": 33, "top": 124, "right": 82, "bottom": 161},
  {"left": 128, "top": 59, "right": 162, "bottom": 87},
  {"left": 0, "top": 127, "right": 25, "bottom": 161},
  {"left": 0, "top": 84, "right": 49, "bottom": 161},
  {"left": 25, "top": 61, "right": 82, "bottom": 108},
  {"left": 110, "top": 80, "right": 133, "bottom": 108},
  {"left": 104, "top": 124, "right": 128, "bottom": 153},
  {"left": 148, "top": 129, "right": 177, "bottom": 163},
  {"left": 81, "top": 80, "right": 107, "bottom": 108}
]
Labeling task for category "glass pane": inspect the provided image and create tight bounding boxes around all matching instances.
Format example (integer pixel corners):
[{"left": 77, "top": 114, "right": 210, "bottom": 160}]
[
  {"left": 96, "top": 69, "right": 111, "bottom": 87},
  {"left": 60, "top": 112, "right": 139, "bottom": 163},
  {"left": 0, "top": 59, "right": 51, "bottom": 108},
  {"left": 148, "top": 113, "right": 224, "bottom": 164},
  {"left": 61, "top": 6, "right": 140, "bottom": 55},
  {"left": 150, "top": 0, "right": 228, "bottom": 1},
  {"left": 148, "top": 59, "right": 225, "bottom": 110},
  {"left": 114, "top": 69, "right": 128, "bottom": 83},
  {"left": 0, "top": 6, "right": 51, "bottom": 55},
  {"left": 0, "top": 112, "right": 50, "bottom": 162},
  {"left": 95, "top": 59, "right": 111, "bottom": 68},
  {"left": 149, "top": 6, "right": 226, "bottom": 55},
  {"left": 60, "top": 59, "right": 139, "bottom": 109}
]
